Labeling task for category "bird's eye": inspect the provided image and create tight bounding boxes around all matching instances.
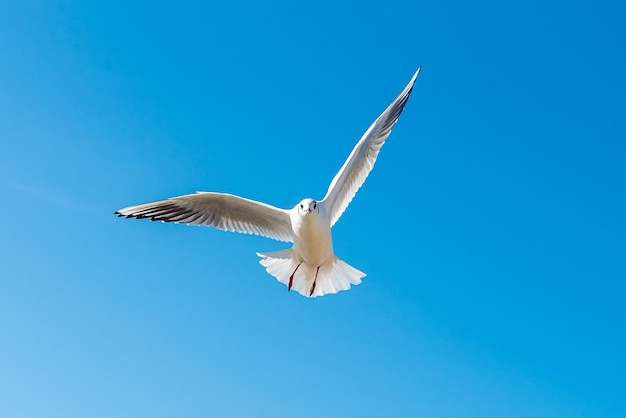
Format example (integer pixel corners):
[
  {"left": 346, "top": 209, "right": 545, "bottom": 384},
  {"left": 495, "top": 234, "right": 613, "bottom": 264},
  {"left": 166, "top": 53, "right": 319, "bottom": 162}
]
[
  {"left": 300, "top": 204, "right": 303, "bottom": 209},
  {"left": 314, "top": 203, "right": 317, "bottom": 209}
]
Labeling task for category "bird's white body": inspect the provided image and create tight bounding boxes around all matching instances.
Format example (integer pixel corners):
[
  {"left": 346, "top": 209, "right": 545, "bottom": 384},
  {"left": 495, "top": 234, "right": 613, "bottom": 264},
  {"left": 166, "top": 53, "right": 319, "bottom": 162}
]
[
  {"left": 116, "top": 68, "right": 421, "bottom": 297},
  {"left": 290, "top": 199, "right": 333, "bottom": 267},
  {"left": 255, "top": 198, "right": 361, "bottom": 298}
]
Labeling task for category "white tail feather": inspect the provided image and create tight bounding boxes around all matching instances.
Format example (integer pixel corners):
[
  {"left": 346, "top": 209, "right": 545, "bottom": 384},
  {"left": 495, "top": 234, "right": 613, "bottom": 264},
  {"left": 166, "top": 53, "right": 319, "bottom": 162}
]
[{"left": 256, "top": 250, "right": 365, "bottom": 298}]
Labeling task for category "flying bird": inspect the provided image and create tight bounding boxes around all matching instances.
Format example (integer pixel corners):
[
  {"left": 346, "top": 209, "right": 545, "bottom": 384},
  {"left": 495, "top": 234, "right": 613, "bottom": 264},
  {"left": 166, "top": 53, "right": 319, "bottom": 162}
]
[{"left": 116, "top": 68, "right": 421, "bottom": 297}]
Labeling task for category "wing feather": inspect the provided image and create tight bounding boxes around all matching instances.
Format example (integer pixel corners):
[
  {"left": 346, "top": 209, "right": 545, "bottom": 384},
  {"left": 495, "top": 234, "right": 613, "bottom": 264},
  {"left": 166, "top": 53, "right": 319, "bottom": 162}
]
[
  {"left": 321, "top": 68, "right": 421, "bottom": 226},
  {"left": 115, "top": 192, "right": 293, "bottom": 242}
]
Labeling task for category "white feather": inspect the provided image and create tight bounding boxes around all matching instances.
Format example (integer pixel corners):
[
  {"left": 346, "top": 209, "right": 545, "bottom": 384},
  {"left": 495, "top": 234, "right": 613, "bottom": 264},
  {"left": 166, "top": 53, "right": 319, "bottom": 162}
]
[
  {"left": 257, "top": 250, "right": 365, "bottom": 298},
  {"left": 116, "top": 192, "right": 293, "bottom": 242},
  {"left": 322, "top": 67, "right": 421, "bottom": 227}
]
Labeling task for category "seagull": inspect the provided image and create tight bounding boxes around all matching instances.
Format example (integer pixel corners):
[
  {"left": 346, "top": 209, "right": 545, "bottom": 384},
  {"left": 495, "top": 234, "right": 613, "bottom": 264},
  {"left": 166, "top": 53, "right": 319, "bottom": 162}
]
[{"left": 116, "top": 67, "right": 421, "bottom": 297}]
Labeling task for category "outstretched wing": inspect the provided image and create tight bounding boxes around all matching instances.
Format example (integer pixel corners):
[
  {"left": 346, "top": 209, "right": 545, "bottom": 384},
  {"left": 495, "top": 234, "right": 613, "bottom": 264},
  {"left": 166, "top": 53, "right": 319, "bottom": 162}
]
[
  {"left": 321, "top": 68, "right": 421, "bottom": 227},
  {"left": 115, "top": 192, "right": 294, "bottom": 242}
]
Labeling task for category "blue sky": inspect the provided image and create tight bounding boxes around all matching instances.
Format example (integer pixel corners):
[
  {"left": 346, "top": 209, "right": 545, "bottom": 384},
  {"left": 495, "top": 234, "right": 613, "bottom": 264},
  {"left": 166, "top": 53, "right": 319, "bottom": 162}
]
[{"left": 1, "top": 1, "right": 625, "bottom": 417}]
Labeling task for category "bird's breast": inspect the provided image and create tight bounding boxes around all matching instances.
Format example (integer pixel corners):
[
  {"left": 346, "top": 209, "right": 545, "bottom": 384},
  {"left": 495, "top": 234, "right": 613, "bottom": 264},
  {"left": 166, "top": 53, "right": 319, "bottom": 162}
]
[{"left": 291, "top": 214, "right": 333, "bottom": 266}]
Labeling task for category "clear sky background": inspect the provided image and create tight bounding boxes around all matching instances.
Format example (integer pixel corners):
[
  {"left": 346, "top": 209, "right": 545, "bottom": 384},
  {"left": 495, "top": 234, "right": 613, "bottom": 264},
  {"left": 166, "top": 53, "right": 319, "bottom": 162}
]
[{"left": 1, "top": 1, "right": 624, "bottom": 417}]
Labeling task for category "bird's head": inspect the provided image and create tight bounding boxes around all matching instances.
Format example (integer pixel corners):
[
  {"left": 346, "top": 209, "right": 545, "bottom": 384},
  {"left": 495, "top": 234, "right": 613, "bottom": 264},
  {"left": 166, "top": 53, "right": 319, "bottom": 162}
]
[{"left": 296, "top": 198, "right": 319, "bottom": 216}]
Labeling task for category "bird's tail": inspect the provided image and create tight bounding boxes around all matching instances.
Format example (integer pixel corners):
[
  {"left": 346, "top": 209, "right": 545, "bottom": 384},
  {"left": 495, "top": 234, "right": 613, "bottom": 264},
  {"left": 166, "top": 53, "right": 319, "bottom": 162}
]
[{"left": 256, "top": 249, "right": 365, "bottom": 298}]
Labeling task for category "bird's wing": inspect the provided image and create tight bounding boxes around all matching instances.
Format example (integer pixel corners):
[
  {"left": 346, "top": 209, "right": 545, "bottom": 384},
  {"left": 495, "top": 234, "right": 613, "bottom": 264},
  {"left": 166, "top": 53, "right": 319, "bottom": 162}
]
[
  {"left": 115, "top": 192, "right": 293, "bottom": 242},
  {"left": 321, "top": 68, "right": 420, "bottom": 227}
]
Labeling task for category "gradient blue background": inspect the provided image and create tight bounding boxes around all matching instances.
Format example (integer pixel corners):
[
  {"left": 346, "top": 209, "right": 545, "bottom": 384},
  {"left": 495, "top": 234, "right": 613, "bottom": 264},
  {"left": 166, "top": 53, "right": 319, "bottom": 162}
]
[{"left": 1, "top": 1, "right": 625, "bottom": 417}]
